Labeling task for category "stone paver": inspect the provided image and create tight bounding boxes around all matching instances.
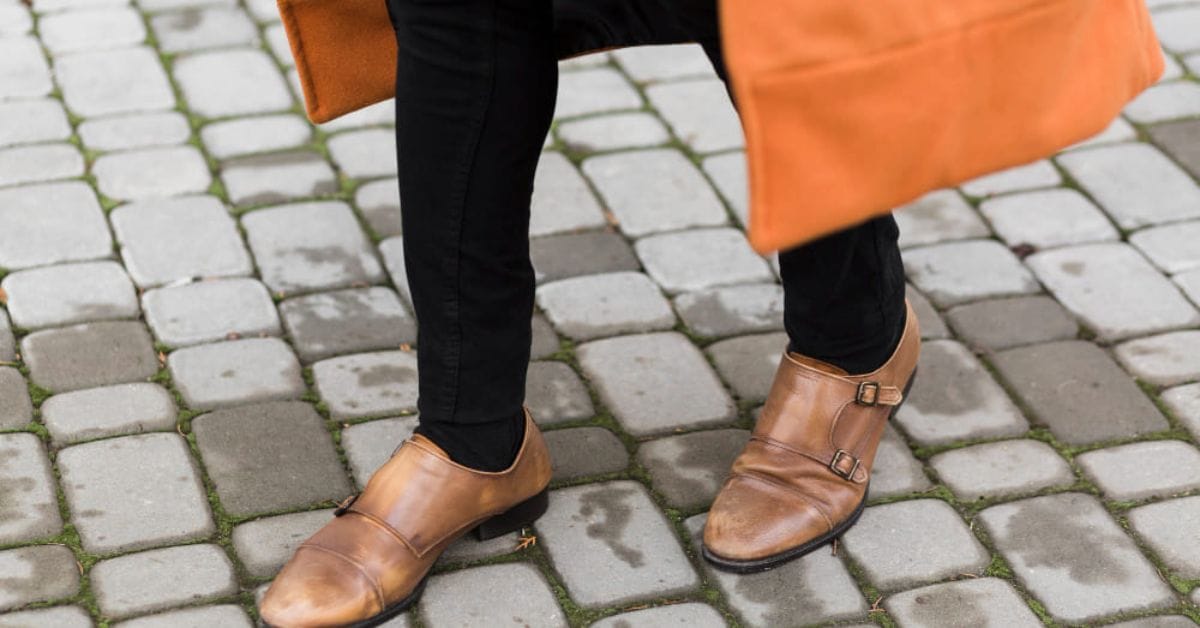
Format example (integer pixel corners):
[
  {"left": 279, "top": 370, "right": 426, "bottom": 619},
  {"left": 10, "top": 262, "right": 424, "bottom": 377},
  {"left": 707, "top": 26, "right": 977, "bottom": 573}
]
[
  {"left": 40, "top": 7, "right": 145, "bottom": 54},
  {"left": 1127, "top": 495, "right": 1200, "bottom": 579},
  {"left": 841, "top": 499, "right": 990, "bottom": 591},
  {"left": 114, "top": 605, "right": 253, "bottom": 628},
  {"left": 894, "top": 340, "right": 1029, "bottom": 446},
  {"left": 636, "top": 228, "right": 773, "bottom": 295},
  {"left": 1130, "top": 220, "right": 1200, "bottom": 274},
  {"left": 0, "top": 182, "right": 112, "bottom": 270},
  {"left": 354, "top": 177, "right": 402, "bottom": 238},
  {"left": 543, "top": 427, "right": 628, "bottom": 481},
  {"left": 908, "top": 284, "right": 950, "bottom": 340},
  {"left": 169, "top": 337, "right": 304, "bottom": 409},
  {"left": 1027, "top": 243, "right": 1200, "bottom": 341},
  {"left": 232, "top": 508, "right": 334, "bottom": 578},
  {"left": 706, "top": 333, "right": 785, "bottom": 402},
  {"left": 536, "top": 481, "right": 698, "bottom": 607},
  {"left": 0, "top": 607, "right": 92, "bottom": 628},
  {"left": 42, "top": 383, "right": 177, "bottom": 444},
  {"left": 978, "top": 493, "right": 1176, "bottom": 624},
  {"left": 703, "top": 151, "right": 748, "bottom": 226},
  {"left": 960, "top": 159, "right": 1061, "bottom": 197},
  {"left": 22, "top": 321, "right": 158, "bottom": 393},
  {"left": 536, "top": 272, "right": 674, "bottom": 340},
  {"left": 674, "top": 283, "right": 784, "bottom": 338},
  {"left": 612, "top": 43, "right": 713, "bottom": 82},
  {"left": 221, "top": 151, "right": 338, "bottom": 206},
  {"left": 591, "top": 603, "right": 725, "bottom": 628},
  {"left": 1124, "top": 80, "right": 1200, "bottom": 123},
  {"left": 1164, "top": 383, "right": 1200, "bottom": 443},
  {"left": 193, "top": 401, "right": 352, "bottom": 516},
  {"left": 1149, "top": 118, "right": 1200, "bottom": 180},
  {"left": 58, "top": 433, "right": 214, "bottom": 553},
  {"left": 525, "top": 361, "right": 594, "bottom": 425},
  {"left": 0, "top": 368, "right": 32, "bottom": 430},
  {"left": 91, "top": 544, "right": 237, "bottom": 620},
  {"left": 556, "top": 112, "right": 669, "bottom": 152},
  {"left": 0, "top": 99, "right": 71, "bottom": 147},
  {"left": 577, "top": 332, "right": 735, "bottom": 436},
  {"left": 327, "top": 129, "right": 397, "bottom": 179},
  {"left": 1077, "top": 440, "right": 1200, "bottom": 501},
  {"left": 979, "top": 188, "right": 1119, "bottom": 249},
  {"left": 280, "top": 287, "right": 415, "bottom": 363},
  {"left": 1057, "top": 143, "right": 1200, "bottom": 229},
  {"left": 1115, "top": 331, "right": 1200, "bottom": 387},
  {"left": 150, "top": 6, "right": 257, "bottom": 53},
  {"left": 341, "top": 416, "right": 416, "bottom": 487},
  {"left": 0, "top": 37, "right": 52, "bottom": 101},
  {"left": 1107, "top": 617, "right": 1198, "bottom": 628},
  {"left": 376, "top": 237, "right": 412, "bottom": 307},
  {"left": 77, "top": 111, "right": 191, "bottom": 152},
  {"left": 312, "top": 351, "right": 419, "bottom": 419},
  {"left": 868, "top": 424, "right": 934, "bottom": 499},
  {"left": 894, "top": 189, "right": 991, "bottom": 249},
  {"left": 421, "top": 563, "right": 567, "bottom": 627},
  {"left": 529, "top": 152, "right": 607, "bottom": 237},
  {"left": 1, "top": 261, "right": 138, "bottom": 329},
  {"left": 530, "top": 231, "right": 639, "bottom": 284},
  {"left": 174, "top": 48, "right": 293, "bottom": 118},
  {"left": 0, "top": 433, "right": 62, "bottom": 544},
  {"left": 637, "top": 429, "right": 748, "bottom": 510},
  {"left": 945, "top": 296, "right": 1078, "bottom": 350},
  {"left": 0, "top": 312, "right": 13, "bottom": 364},
  {"left": 142, "top": 278, "right": 281, "bottom": 347},
  {"left": 904, "top": 240, "right": 1039, "bottom": 307},
  {"left": 884, "top": 578, "right": 1043, "bottom": 628},
  {"left": 93, "top": 145, "right": 212, "bottom": 201},
  {"left": 0, "top": 545, "right": 79, "bottom": 612},
  {"left": 200, "top": 114, "right": 312, "bottom": 160},
  {"left": 554, "top": 68, "right": 641, "bottom": 119},
  {"left": 55, "top": 47, "right": 174, "bottom": 118},
  {"left": 646, "top": 78, "right": 742, "bottom": 153},
  {"left": 993, "top": 341, "right": 1169, "bottom": 444},
  {"left": 930, "top": 439, "right": 1074, "bottom": 502},
  {"left": 0, "top": 143, "right": 85, "bottom": 188},
  {"left": 583, "top": 149, "right": 727, "bottom": 237}
]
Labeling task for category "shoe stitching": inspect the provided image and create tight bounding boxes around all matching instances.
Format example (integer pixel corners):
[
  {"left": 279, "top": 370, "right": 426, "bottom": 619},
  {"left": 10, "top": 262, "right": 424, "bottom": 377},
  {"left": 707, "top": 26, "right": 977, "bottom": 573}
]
[
  {"left": 343, "top": 508, "right": 420, "bottom": 556},
  {"left": 298, "top": 543, "right": 388, "bottom": 612},
  {"left": 731, "top": 470, "right": 835, "bottom": 531}
]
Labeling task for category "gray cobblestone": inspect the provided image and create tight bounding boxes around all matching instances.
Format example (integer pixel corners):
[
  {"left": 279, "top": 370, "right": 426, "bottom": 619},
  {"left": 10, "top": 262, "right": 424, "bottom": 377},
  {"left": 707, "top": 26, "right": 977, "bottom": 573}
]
[
  {"left": 0, "top": 99, "right": 71, "bottom": 147},
  {"left": 868, "top": 424, "right": 933, "bottom": 499},
  {"left": 193, "top": 401, "right": 351, "bottom": 516},
  {"left": 908, "top": 285, "right": 950, "bottom": 339},
  {"left": 0, "top": 368, "right": 32, "bottom": 430},
  {"left": 706, "top": 333, "right": 785, "bottom": 403},
  {"left": 1026, "top": 243, "right": 1200, "bottom": 341},
  {"left": 578, "top": 332, "right": 735, "bottom": 436},
  {"left": 531, "top": 313, "right": 559, "bottom": 359},
  {"left": 674, "top": 283, "right": 783, "bottom": 338},
  {"left": 930, "top": 439, "right": 1073, "bottom": 502},
  {"left": 537, "top": 481, "right": 698, "bottom": 607},
  {"left": 1128, "top": 495, "right": 1200, "bottom": 579},
  {"left": 0, "top": 143, "right": 85, "bottom": 187},
  {"left": 646, "top": 79, "right": 742, "bottom": 153},
  {"left": 0, "top": 546, "right": 79, "bottom": 612},
  {"left": 1177, "top": 268, "right": 1200, "bottom": 307},
  {"left": 959, "top": 159, "right": 1061, "bottom": 197},
  {"left": 945, "top": 296, "right": 1078, "bottom": 351},
  {"left": 637, "top": 429, "right": 747, "bottom": 510},
  {"left": 537, "top": 272, "right": 674, "bottom": 340},
  {"left": 232, "top": 508, "right": 334, "bottom": 578},
  {"left": 636, "top": 228, "right": 772, "bottom": 294},
  {"left": 612, "top": 44, "right": 713, "bottom": 83},
  {"left": 92, "top": 544, "right": 237, "bottom": 620},
  {"left": 174, "top": 49, "right": 293, "bottom": 118},
  {"left": 993, "top": 341, "right": 1168, "bottom": 444},
  {"left": 894, "top": 340, "right": 1028, "bottom": 446},
  {"left": 0, "top": 606, "right": 92, "bottom": 628},
  {"left": 438, "top": 532, "right": 521, "bottom": 566},
  {"left": 1157, "top": 6, "right": 1200, "bottom": 51},
  {"left": 1, "top": 261, "right": 138, "bottom": 329},
  {"left": 42, "top": 383, "right": 177, "bottom": 444},
  {"left": 341, "top": 416, "right": 416, "bottom": 487},
  {"left": 1077, "top": 441, "right": 1200, "bottom": 500},
  {"left": 327, "top": 129, "right": 397, "bottom": 179},
  {"left": 1130, "top": 220, "right": 1200, "bottom": 274},
  {"left": 355, "top": 177, "right": 402, "bottom": 238},
  {"left": 1124, "top": 81, "right": 1200, "bottom": 123},
  {"left": 591, "top": 603, "right": 725, "bottom": 628},
  {"left": 169, "top": 337, "right": 304, "bottom": 409},
  {"left": 114, "top": 605, "right": 252, "bottom": 628},
  {"left": 58, "top": 433, "right": 214, "bottom": 553},
  {"left": 980, "top": 188, "right": 1119, "bottom": 249},
  {"left": 135, "top": 0, "right": 236, "bottom": 13},
  {"left": 0, "top": 182, "right": 112, "bottom": 270},
  {"left": 280, "top": 287, "right": 414, "bottom": 363},
  {"left": 530, "top": 152, "right": 607, "bottom": 237},
  {"left": 524, "top": 361, "right": 594, "bottom": 425},
  {"left": 555, "top": 68, "right": 641, "bottom": 118},
  {"left": 1107, "top": 617, "right": 1198, "bottom": 628},
  {"left": 894, "top": 190, "right": 990, "bottom": 249},
  {"left": 421, "top": 563, "right": 567, "bottom": 628},
  {"left": 200, "top": 114, "right": 312, "bottom": 160},
  {"left": 583, "top": 150, "right": 727, "bottom": 237},
  {"left": 556, "top": 112, "right": 669, "bottom": 152},
  {"left": 703, "top": 151, "right": 748, "bottom": 226},
  {"left": 242, "top": 201, "right": 385, "bottom": 295},
  {"left": 530, "top": 231, "right": 638, "bottom": 284},
  {"left": 1057, "top": 143, "right": 1200, "bottom": 229},
  {"left": 78, "top": 112, "right": 191, "bottom": 152},
  {"left": 1115, "top": 331, "right": 1200, "bottom": 387},
  {"left": 142, "top": 278, "right": 281, "bottom": 347},
  {"left": 22, "top": 321, "right": 158, "bottom": 393},
  {"left": 151, "top": 6, "right": 257, "bottom": 53},
  {"left": 316, "top": 99, "right": 394, "bottom": 132},
  {"left": 0, "top": 433, "right": 61, "bottom": 544},
  {"left": 1163, "top": 383, "right": 1200, "bottom": 442},
  {"left": 0, "top": 5, "right": 32, "bottom": 37},
  {"left": 377, "top": 237, "right": 412, "bottom": 307},
  {"left": 312, "top": 351, "right": 419, "bottom": 419},
  {"left": 884, "top": 578, "right": 1042, "bottom": 628},
  {"left": 1148, "top": 119, "right": 1200, "bottom": 180},
  {"left": 978, "top": 493, "right": 1176, "bottom": 623},
  {"left": 265, "top": 23, "right": 292, "bottom": 65},
  {"left": 0, "top": 312, "right": 13, "bottom": 363},
  {"left": 543, "top": 427, "right": 627, "bottom": 481},
  {"left": 55, "top": 47, "right": 173, "bottom": 118},
  {"left": 221, "top": 151, "right": 338, "bottom": 206},
  {"left": 0, "top": 37, "right": 52, "bottom": 100},
  {"left": 904, "top": 240, "right": 1039, "bottom": 307},
  {"left": 93, "top": 145, "right": 211, "bottom": 201},
  {"left": 40, "top": 7, "right": 145, "bottom": 54}
]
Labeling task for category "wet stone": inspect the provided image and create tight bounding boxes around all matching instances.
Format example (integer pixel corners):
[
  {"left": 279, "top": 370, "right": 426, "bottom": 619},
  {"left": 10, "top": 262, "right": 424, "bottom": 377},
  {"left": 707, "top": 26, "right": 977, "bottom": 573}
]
[
  {"left": 42, "top": 383, "right": 177, "bottom": 444},
  {"left": 530, "top": 231, "right": 639, "bottom": 284},
  {"left": 327, "top": 129, "right": 397, "bottom": 179},
  {"left": 884, "top": 577, "right": 1043, "bottom": 628},
  {"left": 0, "top": 606, "right": 92, "bottom": 628},
  {"left": 280, "top": 287, "right": 415, "bottom": 363},
  {"left": 1148, "top": 119, "right": 1200, "bottom": 180},
  {"left": 894, "top": 190, "right": 990, "bottom": 249},
  {"left": 169, "top": 338, "right": 304, "bottom": 410},
  {"left": 1115, "top": 331, "right": 1200, "bottom": 387},
  {"left": 959, "top": 159, "right": 1061, "bottom": 197},
  {"left": 221, "top": 151, "right": 338, "bottom": 206},
  {"left": 0, "top": 182, "right": 112, "bottom": 271},
  {"left": 312, "top": 351, "right": 419, "bottom": 419},
  {"left": 39, "top": 7, "right": 145, "bottom": 54},
  {"left": 945, "top": 296, "right": 1078, "bottom": 351},
  {"left": 635, "top": 227, "right": 773, "bottom": 295},
  {"left": 57, "top": 433, "right": 214, "bottom": 553},
  {"left": 200, "top": 114, "right": 312, "bottom": 160},
  {"left": 142, "top": 278, "right": 281, "bottom": 348},
  {"left": 554, "top": 68, "right": 641, "bottom": 118},
  {"left": 173, "top": 49, "right": 293, "bottom": 118},
  {"left": 907, "top": 285, "right": 950, "bottom": 340},
  {"left": 54, "top": 47, "right": 174, "bottom": 118},
  {"left": 930, "top": 439, "right": 1074, "bottom": 502},
  {"left": 1, "top": 261, "right": 138, "bottom": 330},
  {"left": 703, "top": 151, "right": 748, "bottom": 226},
  {"left": 0, "top": 368, "right": 32, "bottom": 430},
  {"left": 1027, "top": 243, "right": 1200, "bottom": 341},
  {"left": 92, "top": 145, "right": 212, "bottom": 201},
  {"left": 683, "top": 514, "right": 868, "bottom": 627},
  {"left": 0, "top": 37, "right": 52, "bottom": 100},
  {"left": 0, "top": 99, "right": 71, "bottom": 148},
  {"left": 420, "top": 563, "right": 567, "bottom": 628},
  {"left": 524, "top": 361, "right": 594, "bottom": 425},
  {"left": 980, "top": 188, "right": 1119, "bottom": 250},
  {"left": 1164, "top": 383, "right": 1200, "bottom": 442},
  {"left": 0, "top": 545, "right": 79, "bottom": 612},
  {"left": 91, "top": 544, "right": 237, "bottom": 620},
  {"left": 674, "top": 283, "right": 784, "bottom": 338},
  {"left": 22, "top": 321, "right": 158, "bottom": 393},
  {"left": 894, "top": 340, "right": 1029, "bottom": 446},
  {"left": 232, "top": 509, "right": 335, "bottom": 578},
  {"left": 992, "top": 341, "right": 1169, "bottom": 444},
  {"left": 583, "top": 149, "right": 727, "bottom": 238},
  {"left": 1077, "top": 441, "right": 1200, "bottom": 501},
  {"left": 842, "top": 499, "right": 989, "bottom": 591},
  {"left": 1128, "top": 496, "right": 1200, "bottom": 579},
  {"left": 242, "top": 201, "right": 385, "bottom": 295},
  {"left": 577, "top": 332, "right": 736, "bottom": 436},
  {"left": 1057, "top": 143, "right": 1200, "bottom": 229},
  {"left": 536, "top": 272, "right": 675, "bottom": 341},
  {"left": 537, "top": 481, "right": 699, "bottom": 607},
  {"left": 543, "top": 427, "right": 628, "bottom": 482},
  {"left": 706, "top": 333, "right": 786, "bottom": 403},
  {"left": 978, "top": 492, "right": 1176, "bottom": 623},
  {"left": 113, "top": 605, "right": 253, "bottom": 628},
  {"left": 341, "top": 416, "right": 417, "bottom": 487},
  {"left": 591, "top": 603, "right": 725, "bottom": 628},
  {"left": 556, "top": 112, "right": 670, "bottom": 152},
  {"left": 354, "top": 177, "right": 401, "bottom": 238},
  {"left": 903, "top": 240, "right": 1039, "bottom": 307},
  {"left": 1130, "top": 220, "right": 1200, "bottom": 274},
  {"left": 867, "top": 424, "right": 933, "bottom": 500},
  {"left": 529, "top": 152, "right": 607, "bottom": 237},
  {"left": 637, "top": 429, "right": 749, "bottom": 510},
  {"left": 0, "top": 433, "right": 62, "bottom": 544},
  {"left": 193, "top": 401, "right": 352, "bottom": 516},
  {"left": 0, "top": 143, "right": 84, "bottom": 187},
  {"left": 150, "top": 6, "right": 258, "bottom": 53},
  {"left": 612, "top": 43, "right": 714, "bottom": 82},
  {"left": 531, "top": 313, "right": 560, "bottom": 359},
  {"left": 78, "top": 112, "right": 191, "bottom": 152},
  {"left": 646, "top": 78, "right": 743, "bottom": 153}
]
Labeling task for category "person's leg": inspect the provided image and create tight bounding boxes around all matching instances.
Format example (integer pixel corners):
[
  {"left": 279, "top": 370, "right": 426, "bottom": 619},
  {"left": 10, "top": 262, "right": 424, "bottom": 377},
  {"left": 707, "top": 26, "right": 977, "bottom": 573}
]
[{"left": 392, "top": 0, "right": 558, "bottom": 470}]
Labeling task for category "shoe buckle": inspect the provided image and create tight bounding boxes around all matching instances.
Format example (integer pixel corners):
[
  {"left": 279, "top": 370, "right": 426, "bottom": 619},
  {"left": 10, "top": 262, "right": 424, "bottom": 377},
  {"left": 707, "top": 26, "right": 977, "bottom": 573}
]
[
  {"left": 334, "top": 494, "right": 359, "bottom": 516},
  {"left": 856, "top": 381, "right": 881, "bottom": 406},
  {"left": 830, "top": 449, "right": 861, "bottom": 480}
]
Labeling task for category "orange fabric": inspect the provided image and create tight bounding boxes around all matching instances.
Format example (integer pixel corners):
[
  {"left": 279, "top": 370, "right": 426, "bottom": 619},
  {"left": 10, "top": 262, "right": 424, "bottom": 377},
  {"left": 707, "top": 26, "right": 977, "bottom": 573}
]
[{"left": 720, "top": 0, "right": 1164, "bottom": 252}]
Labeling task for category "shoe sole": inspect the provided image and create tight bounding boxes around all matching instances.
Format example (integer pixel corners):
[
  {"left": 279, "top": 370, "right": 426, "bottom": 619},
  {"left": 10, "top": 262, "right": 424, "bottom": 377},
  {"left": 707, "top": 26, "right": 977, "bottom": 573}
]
[
  {"left": 263, "top": 486, "right": 550, "bottom": 628},
  {"left": 700, "top": 366, "right": 918, "bottom": 574}
]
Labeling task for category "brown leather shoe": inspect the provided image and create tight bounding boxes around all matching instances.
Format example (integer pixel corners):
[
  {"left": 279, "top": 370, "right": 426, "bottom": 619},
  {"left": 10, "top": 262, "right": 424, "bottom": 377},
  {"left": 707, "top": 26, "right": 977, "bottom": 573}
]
[
  {"left": 701, "top": 300, "right": 920, "bottom": 573},
  {"left": 259, "top": 410, "right": 552, "bottom": 627}
]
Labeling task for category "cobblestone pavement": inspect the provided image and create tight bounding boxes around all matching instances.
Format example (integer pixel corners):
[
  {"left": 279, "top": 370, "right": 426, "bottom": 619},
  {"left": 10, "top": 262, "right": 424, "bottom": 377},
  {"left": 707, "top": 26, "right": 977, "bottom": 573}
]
[{"left": 2, "top": 0, "right": 1200, "bottom": 625}]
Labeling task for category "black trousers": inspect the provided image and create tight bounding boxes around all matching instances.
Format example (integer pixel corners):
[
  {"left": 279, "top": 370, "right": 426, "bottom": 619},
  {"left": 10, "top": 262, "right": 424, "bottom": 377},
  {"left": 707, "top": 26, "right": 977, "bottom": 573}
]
[{"left": 387, "top": 0, "right": 906, "bottom": 470}]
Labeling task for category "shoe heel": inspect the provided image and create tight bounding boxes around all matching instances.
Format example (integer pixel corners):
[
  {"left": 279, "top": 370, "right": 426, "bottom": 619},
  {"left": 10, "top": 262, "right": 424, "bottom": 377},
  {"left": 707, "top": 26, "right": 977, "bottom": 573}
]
[{"left": 473, "top": 487, "right": 549, "bottom": 541}]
